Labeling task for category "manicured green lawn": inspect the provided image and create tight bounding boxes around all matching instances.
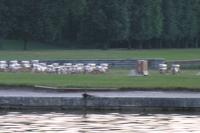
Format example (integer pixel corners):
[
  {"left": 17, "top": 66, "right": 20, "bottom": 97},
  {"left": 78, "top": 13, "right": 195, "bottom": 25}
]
[
  {"left": 0, "top": 40, "right": 200, "bottom": 60},
  {"left": 0, "top": 40, "right": 199, "bottom": 89},
  {"left": 0, "top": 69, "right": 199, "bottom": 89},
  {"left": 0, "top": 49, "right": 199, "bottom": 61},
  {"left": 0, "top": 40, "right": 199, "bottom": 60}
]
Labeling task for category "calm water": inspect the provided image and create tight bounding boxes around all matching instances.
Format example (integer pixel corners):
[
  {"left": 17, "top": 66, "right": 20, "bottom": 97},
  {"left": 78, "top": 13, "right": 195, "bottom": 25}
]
[{"left": 0, "top": 111, "right": 200, "bottom": 133}]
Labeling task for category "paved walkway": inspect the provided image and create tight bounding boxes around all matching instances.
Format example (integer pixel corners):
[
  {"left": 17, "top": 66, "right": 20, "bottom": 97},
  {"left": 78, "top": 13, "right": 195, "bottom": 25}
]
[{"left": 0, "top": 88, "right": 200, "bottom": 98}]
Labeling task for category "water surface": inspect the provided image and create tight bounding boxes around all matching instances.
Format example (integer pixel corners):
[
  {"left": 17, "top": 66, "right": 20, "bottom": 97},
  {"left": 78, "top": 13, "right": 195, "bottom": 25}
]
[{"left": 0, "top": 111, "right": 199, "bottom": 133}]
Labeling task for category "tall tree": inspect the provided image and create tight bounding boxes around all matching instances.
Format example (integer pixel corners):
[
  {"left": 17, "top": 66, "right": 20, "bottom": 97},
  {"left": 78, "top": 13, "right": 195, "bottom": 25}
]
[
  {"left": 162, "top": 0, "right": 180, "bottom": 48},
  {"left": 0, "top": 0, "right": 199, "bottom": 49},
  {"left": 149, "top": 0, "right": 163, "bottom": 48},
  {"left": 80, "top": 0, "right": 129, "bottom": 49},
  {"left": 102, "top": 0, "right": 130, "bottom": 49},
  {"left": 0, "top": 0, "right": 38, "bottom": 50},
  {"left": 62, "top": 0, "right": 86, "bottom": 44},
  {"left": 191, "top": 0, "right": 200, "bottom": 48},
  {"left": 128, "top": 0, "right": 163, "bottom": 49}
]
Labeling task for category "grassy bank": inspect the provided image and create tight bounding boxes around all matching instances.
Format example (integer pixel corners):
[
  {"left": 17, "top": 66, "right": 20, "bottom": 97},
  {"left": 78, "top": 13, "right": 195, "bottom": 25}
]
[
  {"left": 0, "top": 49, "right": 199, "bottom": 61},
  {"left": 0, "top": 40, "right": 200, "bottom": 60},
  {"left": 0, "top": 40, "right": 199, "bottom": 90},
  {"left": 0, "top": 69, "right": 199, "bottom": 89}
]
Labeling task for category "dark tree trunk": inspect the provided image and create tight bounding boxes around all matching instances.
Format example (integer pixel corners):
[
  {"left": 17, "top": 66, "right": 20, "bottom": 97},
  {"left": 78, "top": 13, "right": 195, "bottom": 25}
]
[
  {"left": 139, "top": 40, "right": 143, "bottom": 49},
  {"left": 194, "top": 38, "right": 198, "bottom": 48},
  {"left": 127, "top": 40, "right": 132, "bottom": 49},
  {"left": 102, "top": 41, "right": 110, "bottom": 50},
  {"left": 148, "top": 39, "right": 155, "bottom": 49},
  {"left": 23, "top": 39, "right": 28, "bottom": 51},
  {"left": 175, "top": 38, "right": 179, "bottom": 48},
  {"left": 184, "top": 38, "right": 189, "bottom": 48},
  {"left": 168, "top": 40, "right": 172, "bottom": 48},
  {"left": 159, "top": 39, "right": 162, "bottom": 49}
]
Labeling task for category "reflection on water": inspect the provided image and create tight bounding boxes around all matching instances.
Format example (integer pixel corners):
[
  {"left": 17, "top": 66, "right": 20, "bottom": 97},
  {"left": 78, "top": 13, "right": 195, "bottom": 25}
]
[{"left": 0, "top": 111, "right": 200, "bottom": 133}]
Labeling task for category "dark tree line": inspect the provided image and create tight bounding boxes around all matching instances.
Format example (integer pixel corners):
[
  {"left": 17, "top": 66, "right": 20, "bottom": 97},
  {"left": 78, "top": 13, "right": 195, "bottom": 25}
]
[{"left": 0, "top": 0, "right": 200, "bottom": 49}]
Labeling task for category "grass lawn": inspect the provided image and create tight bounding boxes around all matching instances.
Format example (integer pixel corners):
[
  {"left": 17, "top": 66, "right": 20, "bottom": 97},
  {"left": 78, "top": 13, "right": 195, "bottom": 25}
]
[
  {"left": 0, "top": 49, "right": 199, "bottom": 61},
  {"left": 0, "top": 40, "right": 199, "bottom": 90},
  {"left": 0, "top": 69, "right": 199, "bottom": 89},
  {"left": 0, "top": 40, "right": 200, "bottom": 60}
]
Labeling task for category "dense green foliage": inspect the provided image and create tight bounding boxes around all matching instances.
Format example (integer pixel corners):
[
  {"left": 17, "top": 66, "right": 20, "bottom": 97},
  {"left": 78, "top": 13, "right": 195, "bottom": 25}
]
[
  {"left": 0, "top": 0, "right": 200, "bottom": 49},
  {"left": 0, "top": 70, "right": 199, "bottom": 89}
]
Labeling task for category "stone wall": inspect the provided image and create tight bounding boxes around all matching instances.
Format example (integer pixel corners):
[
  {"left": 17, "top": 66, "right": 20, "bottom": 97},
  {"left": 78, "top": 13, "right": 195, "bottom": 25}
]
[{"left": 1, "top": 97, "right": 200, "bottom": 110}]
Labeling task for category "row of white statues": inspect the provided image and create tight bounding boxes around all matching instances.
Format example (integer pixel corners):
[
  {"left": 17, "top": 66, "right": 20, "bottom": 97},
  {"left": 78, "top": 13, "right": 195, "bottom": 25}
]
[
  {"left": 0, "top": 60, "right": 109, "bottom": 74},
  {"left": 159, "top": 63, "right": 180, "bottom": 74}
]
